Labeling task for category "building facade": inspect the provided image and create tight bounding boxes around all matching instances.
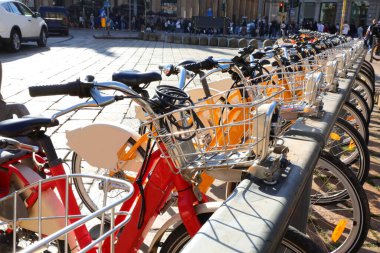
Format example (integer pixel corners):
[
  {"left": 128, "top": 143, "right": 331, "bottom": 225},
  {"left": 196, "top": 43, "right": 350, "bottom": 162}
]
[
  {"left": 24, "top": 0, "right": 259, "bottom": 23},
  {"left": 23, "top": 0, "right": 380, "bottom": 28},
  {"left": 263, "top": 0, "right": 380, "bottom": 26}
]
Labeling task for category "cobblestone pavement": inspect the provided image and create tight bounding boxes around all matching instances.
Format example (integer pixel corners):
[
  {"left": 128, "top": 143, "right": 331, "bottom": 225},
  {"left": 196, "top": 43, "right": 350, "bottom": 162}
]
[{"left": 0, "top": 29, "right": 379, "bottom": 252}]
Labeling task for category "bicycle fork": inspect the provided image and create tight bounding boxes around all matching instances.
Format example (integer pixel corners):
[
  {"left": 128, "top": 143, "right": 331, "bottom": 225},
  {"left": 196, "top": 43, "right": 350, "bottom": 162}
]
[{"left": 103, "top": 149, "right": 204, "bottom": 253}]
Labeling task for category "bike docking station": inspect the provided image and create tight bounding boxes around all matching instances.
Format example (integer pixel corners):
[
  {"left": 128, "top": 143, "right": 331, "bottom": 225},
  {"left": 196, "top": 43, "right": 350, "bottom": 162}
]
[{"left": 182, "top": 44, "right": 369, "bottom": 252}]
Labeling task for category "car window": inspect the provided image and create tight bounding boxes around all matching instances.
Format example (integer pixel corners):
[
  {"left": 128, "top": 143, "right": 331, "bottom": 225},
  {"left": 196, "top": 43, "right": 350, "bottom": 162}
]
[
  {"left": 1, "top": 2, "right": 12, "bottom": 12},
  {"left": 14, "top": 2, "right": 33, "bottom": 16},
  {"left": 7, "top": 2, "right": 22, "bottom": 15},
  {"left": 43, "top": 11, "right": 66, "bottom": 19}
]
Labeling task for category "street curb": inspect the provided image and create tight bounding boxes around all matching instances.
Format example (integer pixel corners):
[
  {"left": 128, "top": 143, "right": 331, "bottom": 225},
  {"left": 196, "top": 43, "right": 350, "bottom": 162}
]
[{"left": 93, "top": 35, "right": 139, "bottom": 39}]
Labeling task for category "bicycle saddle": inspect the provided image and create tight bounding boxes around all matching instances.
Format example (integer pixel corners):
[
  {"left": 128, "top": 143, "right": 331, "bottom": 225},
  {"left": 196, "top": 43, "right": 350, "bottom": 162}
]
[
  {"left": 112, "top": 70, "right": 162, "bottom": 89},
  {"left": 0, "top": 116, "right": 58, "bottom": 137},
  {"left": 252, "top": 50, "right": 266, "bottom": 59}
]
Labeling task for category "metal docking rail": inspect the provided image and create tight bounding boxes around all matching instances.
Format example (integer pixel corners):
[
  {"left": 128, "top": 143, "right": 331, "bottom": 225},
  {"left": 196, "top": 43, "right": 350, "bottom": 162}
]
[{"left": 182, "top": 51, "right": 367, "bottom": 253}]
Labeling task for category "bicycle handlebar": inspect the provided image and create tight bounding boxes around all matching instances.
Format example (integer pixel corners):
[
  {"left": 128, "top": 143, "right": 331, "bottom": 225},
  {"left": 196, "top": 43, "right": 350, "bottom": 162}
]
[
  {"left": 181, "top": 56, "right": 218, "bottom": 73},
  {"left": 29, "top": 80, "right": 93, "bottom": 98}
]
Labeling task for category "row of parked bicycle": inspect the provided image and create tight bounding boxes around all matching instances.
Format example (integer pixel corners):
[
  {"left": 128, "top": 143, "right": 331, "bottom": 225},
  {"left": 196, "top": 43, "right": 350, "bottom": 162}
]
[{"left": 0, "top": 31, "right": 375, "bottom": 253}]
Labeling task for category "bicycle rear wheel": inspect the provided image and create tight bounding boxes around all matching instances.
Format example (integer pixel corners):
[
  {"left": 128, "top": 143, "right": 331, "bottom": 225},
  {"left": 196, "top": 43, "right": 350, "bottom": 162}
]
[
  {"left": 309, "top": 151, "right": 370, "bottom": 252},
  {"left": 160, "top": 213, "right": 326, "bottom": 253}
]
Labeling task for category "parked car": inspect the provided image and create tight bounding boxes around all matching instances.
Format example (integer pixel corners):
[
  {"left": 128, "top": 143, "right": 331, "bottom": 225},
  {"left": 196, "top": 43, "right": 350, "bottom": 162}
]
[
  {"left": 0, "top": 0, "right": 48, "bottom": 52},
  {"left": 38, "top": 6, "right": 69, "bottom": 36}
]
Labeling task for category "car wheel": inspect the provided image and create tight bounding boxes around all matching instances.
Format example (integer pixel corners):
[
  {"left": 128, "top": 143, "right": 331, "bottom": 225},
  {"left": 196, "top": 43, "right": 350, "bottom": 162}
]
[
  {"left": 37, "top": 28, "right": 47, "bottom": 47},
  {"left": 8, "top": 30, "right": 21, "bottom": 52}
]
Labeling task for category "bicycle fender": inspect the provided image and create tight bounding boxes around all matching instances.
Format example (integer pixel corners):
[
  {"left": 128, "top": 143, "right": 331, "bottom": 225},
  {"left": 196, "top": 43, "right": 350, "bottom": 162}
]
[{"left": 66, "top": 123, "right": 144, "bottom": 171}]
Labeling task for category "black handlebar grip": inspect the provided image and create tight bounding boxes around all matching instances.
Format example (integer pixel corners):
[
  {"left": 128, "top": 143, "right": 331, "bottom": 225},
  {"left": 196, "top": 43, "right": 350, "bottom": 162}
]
[
  {"left": 183, "top": 57, "right": 217, "bottom": 72},
  {"left": 29, "top": 80, "right": 93, "bottom": 98},
  {"left": 182, "top": 62, "right": 202, "bottom": 72}
]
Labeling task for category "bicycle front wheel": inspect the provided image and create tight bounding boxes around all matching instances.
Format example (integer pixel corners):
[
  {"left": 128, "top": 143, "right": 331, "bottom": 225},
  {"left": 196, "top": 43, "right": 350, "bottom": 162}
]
[
  {"left": 160, "top": 213, "right": 327, "bottom": 253},
  {"left": 71, "top": 137, "right": 145, "bottom": 223},
  {"left": 352, "top": 77, "right": 374, "bottom": 112},
  {"left": 339, "top": 102, "right": 369, "bottom": 144},
  {"left": 309, "top": 151, "right": 370, "bottom": 252},
  {"left": 324, "top": 117, "right": 370, "bottom": 184},
  {"left": 348, "top": 89, "right": 371, "bottom": 124},
  {"left": 371, "top": 43, "right": 380, "bottom": 61}
]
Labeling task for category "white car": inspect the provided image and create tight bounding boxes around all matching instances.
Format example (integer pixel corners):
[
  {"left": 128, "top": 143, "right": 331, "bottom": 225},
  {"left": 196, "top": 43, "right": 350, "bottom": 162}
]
[{"left": 0, "top": 0, "right": 48, "bottom": 52}]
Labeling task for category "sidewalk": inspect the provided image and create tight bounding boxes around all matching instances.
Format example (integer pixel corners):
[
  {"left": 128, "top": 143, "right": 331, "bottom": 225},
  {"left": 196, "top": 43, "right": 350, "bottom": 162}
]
[{"left": 362, "top": 53, "right": 380, "bottom": 251}]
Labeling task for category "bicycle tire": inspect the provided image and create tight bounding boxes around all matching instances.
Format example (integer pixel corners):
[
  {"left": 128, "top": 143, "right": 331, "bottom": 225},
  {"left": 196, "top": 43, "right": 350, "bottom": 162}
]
[
  {"left": 339, "top": 102, "right": 369, "bottom": 144},
  {"left": 361, "top": 60, "right": 374, "bottom": 75},
  {"left": 309, "top": 151, "right": 370, "bottom": 252},
  {"left": 361, "top": 61, "right": 375, "bottom": 79},
  {"left": 160, "top": 213, "right": 327, "bottom": 253},
  {"left": 357, "top": 70, "right": 375, "bottom": 92},
  {"left": 325, "top": 117, "right": 370, "bottom": 184},
  {"left": 348, "top": 89, "right": 371, "bottom": 124},
  {"left": 371, "top": 44, "right": 380, "bottom": 61},
  {"left": 359, "top": 65, "right": 375, "bottom": 84},
  {"left": 352, "top": 77, "right": 374, "bottom": 113},
  {"left": 71, "top": 137, "right": 146, "bottom": 223}
]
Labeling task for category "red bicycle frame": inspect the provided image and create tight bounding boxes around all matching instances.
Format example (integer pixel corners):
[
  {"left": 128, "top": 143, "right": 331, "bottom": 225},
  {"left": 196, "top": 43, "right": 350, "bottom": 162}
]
[
  {"left": 1, "top": 140, "right": 207, "bottom": 253},
  {"left": 101, "top": 143, "right": 207, "bottom": 252}
]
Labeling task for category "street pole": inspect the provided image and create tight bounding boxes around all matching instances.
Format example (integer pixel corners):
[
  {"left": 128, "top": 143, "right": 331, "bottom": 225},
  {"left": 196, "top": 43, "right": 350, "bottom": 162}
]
[
  {"left": 128, "top": 0, "right": 131, "bottom": 31},
  {"left": 144, "top": 0, "right": 147, "bottom": 31},
  {"left": 223, "top": 0, "right": 227, "bottom": 35},
  {"left": 339, "top": 0, "right": 347, "bottom": 35}
]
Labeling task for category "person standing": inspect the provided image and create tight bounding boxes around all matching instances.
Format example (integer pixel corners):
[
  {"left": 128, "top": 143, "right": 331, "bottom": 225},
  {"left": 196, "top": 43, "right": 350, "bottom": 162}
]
[
  {"left": 280, "top": 21, "right": 286, "bottom": 37},
  {"left": 342, "top": 21, "right": 350, "bottom": 35},
  {"left": 79, "top": 15, "right": 85, "bottom": 28},
  {"left": 176, "top": 19, "right": 181, "bottom": 33},
  {"left": 90, "top": 13, "right": 95, "bottom": 29},
  {"left": 365, "top": 19, "right": 380, "bottom": 50},
  {"left": 357, "top": 25, "right": 363, "bottom": 39}
]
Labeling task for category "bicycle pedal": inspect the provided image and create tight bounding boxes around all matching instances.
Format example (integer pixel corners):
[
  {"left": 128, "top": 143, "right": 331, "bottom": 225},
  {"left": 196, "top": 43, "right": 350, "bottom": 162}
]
[{"left": 89, "top": 223, "right": 111, "bottom": 240}]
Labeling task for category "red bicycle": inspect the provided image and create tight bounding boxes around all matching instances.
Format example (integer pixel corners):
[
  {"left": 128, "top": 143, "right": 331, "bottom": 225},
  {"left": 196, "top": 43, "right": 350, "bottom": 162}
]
[{"left": 0, "top": 65, "right": 326, "bottom": 253}]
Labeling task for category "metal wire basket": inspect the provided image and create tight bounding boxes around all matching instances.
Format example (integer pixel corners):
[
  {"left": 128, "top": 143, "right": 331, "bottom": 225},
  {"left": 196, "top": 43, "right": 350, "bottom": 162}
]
[
  {"left": 254, "top": 64, "right": 325, "bottom": 111},
  {"left": 143, "top": 85, "right": 285, "bottom": 172},
  {"left": 302, "top": 49, "right": 338, "bottom": 88},
  {"left": 0, "top": 174, "right": 133, "bottom": 253}
]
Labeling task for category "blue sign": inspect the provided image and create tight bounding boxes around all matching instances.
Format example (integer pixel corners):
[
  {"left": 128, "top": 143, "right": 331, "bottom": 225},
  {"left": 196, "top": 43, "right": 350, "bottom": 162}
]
[
  {"left": 207, "top": 8, "right": 212, "bottom": 17},
  {"left": 103, "top": 1, "right": 110, "bottom": 8},
  {"left": 100, "top": 8, "right": 106, "bottom": 17}
]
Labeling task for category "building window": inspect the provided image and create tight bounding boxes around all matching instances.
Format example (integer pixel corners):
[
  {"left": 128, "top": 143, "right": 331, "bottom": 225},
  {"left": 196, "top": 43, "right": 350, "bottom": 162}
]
[
  {"left": 350, "top": 0, "right": 369, "bottom": 26},
  {"left": 161, "top": 0, "right": 177, "bottom": 15},
  {"left": 319, "top": 3, "right": 337, "bottom": 25},
  {"left": 303, "top": 2, "right": 315, "bottom": 22}
]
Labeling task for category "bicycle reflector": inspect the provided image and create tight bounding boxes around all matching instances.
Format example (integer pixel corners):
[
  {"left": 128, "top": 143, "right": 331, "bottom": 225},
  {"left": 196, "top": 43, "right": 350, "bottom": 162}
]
[{"left": 331, "top": 219, "right": 348, "bottom": 243}]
